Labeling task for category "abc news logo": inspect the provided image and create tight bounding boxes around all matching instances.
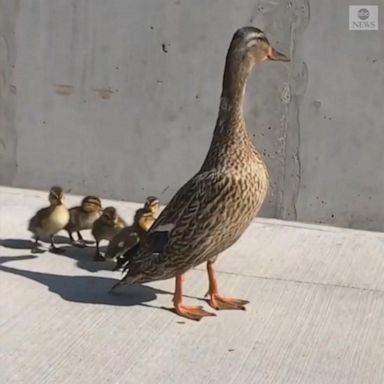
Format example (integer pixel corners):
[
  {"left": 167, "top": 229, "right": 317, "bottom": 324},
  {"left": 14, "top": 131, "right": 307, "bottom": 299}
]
[{"left": 349, "top": 6, "right": 378, "bottom": 30}]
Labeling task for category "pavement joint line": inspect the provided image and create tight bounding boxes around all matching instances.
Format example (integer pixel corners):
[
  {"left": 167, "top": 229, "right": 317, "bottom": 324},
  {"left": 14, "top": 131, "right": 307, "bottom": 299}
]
[
  {"left": 2, "top": 259, "right": 380, "bottom": 297},
  {"left": 254, "top": 219, "right": 384, "bottom": 238},
  {"left": 194, "top": 267, "right": 384, "bottom": 295}
]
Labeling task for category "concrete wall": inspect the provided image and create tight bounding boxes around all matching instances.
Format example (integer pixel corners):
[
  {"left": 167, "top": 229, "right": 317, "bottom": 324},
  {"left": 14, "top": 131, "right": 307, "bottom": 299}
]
[
  {"left": 296, "top": 0, "right": 384, "bottom": 231},
  {"left": 0, "top": 0, "right": 383, "bottom": 231},
  {"left": 0, "top": 0, "right": 18, "bottom": 185}
]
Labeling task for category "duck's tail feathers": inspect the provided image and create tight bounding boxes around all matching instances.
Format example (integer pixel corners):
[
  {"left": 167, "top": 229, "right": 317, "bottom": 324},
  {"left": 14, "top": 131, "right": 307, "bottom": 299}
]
[
  {"left": 109, "top": 273, "right": 143, "bottom": 293},
  {"left": 119, "top": 242, "right": 141, "bottom": 272}
]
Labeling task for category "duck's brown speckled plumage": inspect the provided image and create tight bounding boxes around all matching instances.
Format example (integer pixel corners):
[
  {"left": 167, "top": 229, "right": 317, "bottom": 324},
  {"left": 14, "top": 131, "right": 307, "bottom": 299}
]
[{"left": 114, "top": 27, "right": 289, "bottom": 320}]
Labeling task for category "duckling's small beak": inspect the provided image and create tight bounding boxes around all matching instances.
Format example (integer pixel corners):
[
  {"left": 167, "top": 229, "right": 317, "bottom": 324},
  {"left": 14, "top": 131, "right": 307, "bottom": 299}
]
[{"left": 267, "top": 47, "right": 290, "bottom": 62}]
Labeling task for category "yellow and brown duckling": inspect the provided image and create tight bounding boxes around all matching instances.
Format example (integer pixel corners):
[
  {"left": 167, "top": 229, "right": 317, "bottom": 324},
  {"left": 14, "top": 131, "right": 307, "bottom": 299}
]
[
  {"left": 111, "top": 27, "right": 289, "bottom": 321},
  {"left": 65, "top": 195, "right": 102, "bottom": 246},
  {"left": 91, "top": 206, "right": 126, "bottom": 261},
  {"left": 135, "top": 196, "right": 160, "bottom": 232},
  {"left": 105, "top": 196, "right": 160, "bottom": 267},
  {"left": 28, "top": 186, "right": 70, "bottom": 253}
]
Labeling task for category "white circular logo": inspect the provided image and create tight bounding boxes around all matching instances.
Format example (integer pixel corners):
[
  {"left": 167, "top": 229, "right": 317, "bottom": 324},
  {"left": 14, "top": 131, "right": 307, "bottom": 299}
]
[{"left": 358, "top": 8, "right": 370, "bottom": 20}]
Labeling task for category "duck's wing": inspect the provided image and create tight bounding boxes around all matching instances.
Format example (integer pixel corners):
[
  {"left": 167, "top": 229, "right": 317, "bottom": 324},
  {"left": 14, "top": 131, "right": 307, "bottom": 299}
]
[
  {"left": 105, "top": 225, "right": 139, "bottom": 259},
  {"left": 28, "top": 207, "right": 52, "bottom": 231},
  {"left": 120, "top": 170, "right": 227, "bottom": 280},
  {"left": 148, "top": 170, "right": 215, "bottom": 233}
]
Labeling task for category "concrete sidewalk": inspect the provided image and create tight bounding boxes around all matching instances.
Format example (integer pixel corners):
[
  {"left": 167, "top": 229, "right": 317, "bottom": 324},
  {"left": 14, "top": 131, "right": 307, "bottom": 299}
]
[{"left": 1, "top": 186, "right": 384, "bottom": 384}]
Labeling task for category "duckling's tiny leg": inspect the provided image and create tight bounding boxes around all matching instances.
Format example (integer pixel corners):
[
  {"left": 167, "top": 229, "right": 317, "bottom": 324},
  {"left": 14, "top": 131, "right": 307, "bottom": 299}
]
[
  {"left": 67, "top": 230, "right": 75, "bottom": 244},
  {"left": 50, "top": 235, "right": 64, "bottom": 254},
  {"left": 31, "top": 237, "right": 40, "bottom": 253},
  {"left": 93, "top": 241, "right": 104, "bottom": 261},
  {"left": 173, "top": 274, "right": 215, "bottom": 321},
  {"left": 75, "top": 231, "right": 87, "bottom": 247},
  {"left": 206, "top": 260, "right": 249, "bottom": 310}
]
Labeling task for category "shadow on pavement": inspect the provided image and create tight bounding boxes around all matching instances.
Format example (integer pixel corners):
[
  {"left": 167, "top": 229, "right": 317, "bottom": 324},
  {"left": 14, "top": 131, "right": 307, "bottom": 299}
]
[
  {"left": 0, "top": 238, "right": 113, "bottom": 272},
  {"left": 0, "top": 238, "right": 36, "bottom": 250},
  {"left": 0, "top": 255, "right": 164, "bottom": 307},
  {"left": 56, "top": 245, "right": 114, "bottom": 273}
]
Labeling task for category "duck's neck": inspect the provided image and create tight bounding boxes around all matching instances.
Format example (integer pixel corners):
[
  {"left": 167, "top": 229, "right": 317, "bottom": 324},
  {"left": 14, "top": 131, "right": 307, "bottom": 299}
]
[
  {"left": 219, "top": 56, "right": 250, "bottom": 121},
  {"left": 200, "top": 54, "right": 255, "bottom": 170}
]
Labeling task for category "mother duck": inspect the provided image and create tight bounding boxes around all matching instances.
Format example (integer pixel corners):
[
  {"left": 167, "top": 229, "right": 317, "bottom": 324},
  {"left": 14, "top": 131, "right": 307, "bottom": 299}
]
[{"left": 112, "top": 27, "right": 289, "bottom": 320}]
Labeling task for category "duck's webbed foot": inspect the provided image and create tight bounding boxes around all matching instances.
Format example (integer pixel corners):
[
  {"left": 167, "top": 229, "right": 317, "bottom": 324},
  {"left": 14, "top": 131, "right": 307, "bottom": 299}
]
[
  {"left": 173, "top": 274, "right": 215, "bottom": 321},
  {"left": 50, "top": 235, "right": 64, "bottom": 254},
  {"left": 174, "top": 303, "right": 215, "bottom": 321},
  {"left": 208, "top": 295, "right": 249, "bottom": 310},
  {"left": 31, "top": 237, "right": 45, "bottom": 253},
  {"left": 206, "top": 260, "right": 249, "bottom": 311}
]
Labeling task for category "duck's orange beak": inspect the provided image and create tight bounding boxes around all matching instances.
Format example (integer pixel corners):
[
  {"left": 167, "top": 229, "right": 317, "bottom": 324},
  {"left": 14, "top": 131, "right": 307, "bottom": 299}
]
[{"left": 267, "top": 46, "right": 290, "bottom": 62}]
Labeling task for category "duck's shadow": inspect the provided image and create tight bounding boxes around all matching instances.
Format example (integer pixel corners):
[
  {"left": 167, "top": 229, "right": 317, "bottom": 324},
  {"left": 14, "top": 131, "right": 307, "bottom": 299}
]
[
  {"left": 0, "top": 238, "right": 36, "bottom": 250},
  {"left": 0, "top": 256, "right": 165, "bottom": 307},
  {"left": 0, "top": 238, "right": 111, "bottom": 273},
  {"left": 58, "top": 244, "right": 113, "bottom": 272},
  {"left": 0, "top": 235, "right": 92, "bottom": 249}
]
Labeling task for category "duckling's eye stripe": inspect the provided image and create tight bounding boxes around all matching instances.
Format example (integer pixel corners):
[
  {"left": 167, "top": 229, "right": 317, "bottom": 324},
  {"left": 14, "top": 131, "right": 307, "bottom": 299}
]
[
  {"left": 87, "top": 201, "right": 100, "bottom": 207},
  {"left": 244, "top": 31, "right": 265, "bottom": 41},
  {"left": 245, "top": 37, "right": 267, "bottom": 48}
]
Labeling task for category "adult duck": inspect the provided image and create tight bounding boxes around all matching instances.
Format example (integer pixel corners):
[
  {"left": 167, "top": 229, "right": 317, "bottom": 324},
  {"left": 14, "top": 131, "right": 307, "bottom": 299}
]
[{"left": 111, "top": 27, "right": 289, "bottom": 320}]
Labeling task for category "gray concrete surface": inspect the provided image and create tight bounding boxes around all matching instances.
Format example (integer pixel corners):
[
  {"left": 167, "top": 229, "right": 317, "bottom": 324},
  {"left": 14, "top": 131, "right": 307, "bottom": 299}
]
[
  {"left": 2, "top": 186, "right": 384, "bottom": 383},
  {"left": 1, "top": 0, "right": 383, "bottom": 231},
  {"left": 296, "top": 0, "right": 384, "bottom": 231}
]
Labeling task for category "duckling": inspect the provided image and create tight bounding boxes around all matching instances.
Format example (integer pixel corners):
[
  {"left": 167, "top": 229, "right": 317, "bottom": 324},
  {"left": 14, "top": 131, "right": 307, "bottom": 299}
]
[
  {"left": 133, "top": 196, "right": 160, "bottom": 235},
  {"left": 105, "top": 196, "right": 160, "bottom": 267},
  {"left": 111, "top": 27, "right": 289, "bottom": 321},
  {"left": 91, "top": 206, "right": 126, "bottom": 261},
  {"left": 65, "top": 195, "right": 102, "bottom": 246},
  {"left": 28, "top": 186, "right": 70, "bottom": 253}
]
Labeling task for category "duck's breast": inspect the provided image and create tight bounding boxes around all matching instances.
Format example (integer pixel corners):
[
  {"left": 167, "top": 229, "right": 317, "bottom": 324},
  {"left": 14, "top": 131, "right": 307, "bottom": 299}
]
[
  {"left": 46, "top": 205, "right": 70, "bottom": 235},
  {"left": 164, "top": 163, "right": 268, "bottom": 271},
  {"left": 78, "top": 211, "right": 101, "bottom": 230}
]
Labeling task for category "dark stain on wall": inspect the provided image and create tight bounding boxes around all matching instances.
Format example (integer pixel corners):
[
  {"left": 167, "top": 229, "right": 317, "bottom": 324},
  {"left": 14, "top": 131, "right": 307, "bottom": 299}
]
[{"left": 0, "top": 0, "right": 19, "bottom": 185}]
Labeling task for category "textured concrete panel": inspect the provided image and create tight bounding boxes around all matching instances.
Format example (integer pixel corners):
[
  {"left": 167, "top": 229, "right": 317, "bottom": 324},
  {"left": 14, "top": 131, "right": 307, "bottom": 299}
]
[
  {"left": 1, "top": 0, "right": 383, "bottom": 231},
  {"left": 296, "top": 0, "right": 384, "bottom": 230},
  {"left": 0, "top": 0, "right": 18, "bottom": 184},
  {"left": 9, "top": 0, "right": 295, "bottom": 218}
]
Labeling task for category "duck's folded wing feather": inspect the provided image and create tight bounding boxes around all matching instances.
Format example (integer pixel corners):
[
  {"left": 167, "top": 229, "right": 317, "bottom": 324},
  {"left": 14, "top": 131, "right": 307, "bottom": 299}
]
[
  {"left": 123, "top": 171, "right": 227, "bottom": 275},
  {"left": 28, "top": 207, "right": 51, "bottom": 231}
]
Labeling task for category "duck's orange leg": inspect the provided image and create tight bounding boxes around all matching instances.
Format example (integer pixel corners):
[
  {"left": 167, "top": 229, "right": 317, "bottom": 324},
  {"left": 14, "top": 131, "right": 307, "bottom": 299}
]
[
  {"left": 207, "top": 261, "right": 249, "bottom": 310},
  {"left": 173, "top": 274, "right": 215, "bottom": 321}
]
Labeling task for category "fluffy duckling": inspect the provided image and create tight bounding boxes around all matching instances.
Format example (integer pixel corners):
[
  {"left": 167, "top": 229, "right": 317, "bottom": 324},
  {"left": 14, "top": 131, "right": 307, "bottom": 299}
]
[
  {"left": 65, "top": 195, "right": 102, "bottom": 246},
  {"left": 28, "top": 186, "right": 70, "bottom": 253},
  {"left": 91, "top": 206, "right": 126, "bottom": 261},
  {"left": 105, "top": 196, "right": 160, "bottom": 266},
  {"left": 134, "top": 196, "right": 160, "bottom": 235}
]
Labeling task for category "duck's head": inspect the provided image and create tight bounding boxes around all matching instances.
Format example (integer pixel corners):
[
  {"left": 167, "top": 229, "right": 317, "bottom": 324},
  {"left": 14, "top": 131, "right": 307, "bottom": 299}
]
[
  {"left": 144, "top": 196, "right": 160, "bottom": 216},
  {"left": 48, "top": 186, "right": 65, "bottom": 206},
  {"left": 102, "top": 206, "right": 118, "bottom": 224},
  {"left": 81, "top": 195, "right": 102, "bottom": 213},
  {"left": 229, "top": 27, "right": 289, "bottom": 65}
]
